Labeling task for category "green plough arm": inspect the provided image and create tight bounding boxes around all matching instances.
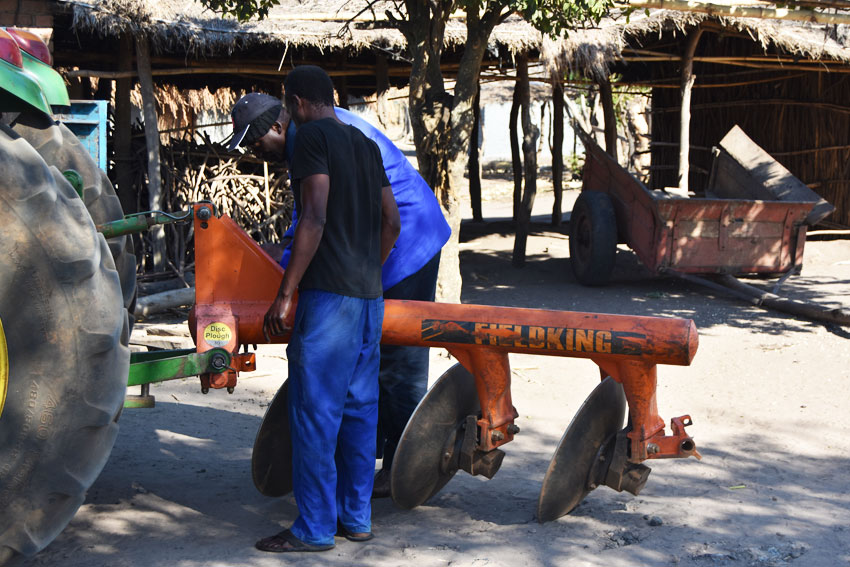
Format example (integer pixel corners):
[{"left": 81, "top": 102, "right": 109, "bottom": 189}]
[
  {"left": 128, "top": 348, "right": 233, "bottom": 387},
  {"left": 99, "top": 209, "right": 195, "bottom": 239}
]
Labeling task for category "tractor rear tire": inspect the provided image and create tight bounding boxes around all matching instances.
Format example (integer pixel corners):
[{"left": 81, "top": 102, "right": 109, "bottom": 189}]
[
  {"left": 569, "top": 191, "right": 618, "bottom": 286},
  {"left": 0, "top": 126, "right": 129, "bottom": 564},
  {"left": 11, "top": 113, "right": 137, "bottom": 325}
]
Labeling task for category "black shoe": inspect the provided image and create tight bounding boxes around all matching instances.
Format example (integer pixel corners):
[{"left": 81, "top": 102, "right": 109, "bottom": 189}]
[
  {"left": 371, "top": 469, "right": 391, "bottom": 499},
  {"left": 336, "top": 521, "right": 375, "bottom": 542}
]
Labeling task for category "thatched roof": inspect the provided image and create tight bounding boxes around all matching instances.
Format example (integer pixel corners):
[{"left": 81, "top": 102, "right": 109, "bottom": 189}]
[
  {"left": 63, "top": 0, "right": 849, "bottom": 84},
  {"left": 543, "top": 9, "right": 850, "bottom": 79},
  {"left": 61, "top": 0, "right": 540, "bottom": 56}
]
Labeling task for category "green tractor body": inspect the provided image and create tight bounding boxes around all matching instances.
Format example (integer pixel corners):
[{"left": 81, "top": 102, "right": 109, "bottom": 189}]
[
  {"left": 0, "top": 48, "right": 51, "bottom": 114},
  {"left": 0, "top": 27, "right": 131, "bottom": 566}
]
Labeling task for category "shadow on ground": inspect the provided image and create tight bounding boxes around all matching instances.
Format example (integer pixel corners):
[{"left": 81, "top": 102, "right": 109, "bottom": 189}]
[
  {"left": 19, "top": 397, "right": 850, "bottom": 567},
  {"left": 460, "top": 219, "right": 850, "bottom": 338}
]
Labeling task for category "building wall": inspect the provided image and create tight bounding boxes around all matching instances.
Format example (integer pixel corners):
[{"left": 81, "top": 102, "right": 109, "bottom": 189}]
[
  {"left": 0, "top": 0, "right": 53, "bottom": 29},
  {"left": 480, "top": 99, "right": 584, "bottom": 165}
]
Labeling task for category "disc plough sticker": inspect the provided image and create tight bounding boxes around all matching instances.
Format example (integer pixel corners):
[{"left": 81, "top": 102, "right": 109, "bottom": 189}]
[
  {"left": 203, "top": 322, "right": 233, "bottom": 348},
  {"left": 421, "top": 319, "right": 644, "bottom": 356}
]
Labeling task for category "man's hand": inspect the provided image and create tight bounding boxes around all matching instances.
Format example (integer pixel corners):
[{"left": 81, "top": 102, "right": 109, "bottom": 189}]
[
  {"left": 262, "top": 174, "right": 328, "bottom": 343},
  {"left": 259, "top": 242, "right": 287, "bottom": 263},
  {"left": 263, "top": 292, "right": 294, "bottom": 342}
]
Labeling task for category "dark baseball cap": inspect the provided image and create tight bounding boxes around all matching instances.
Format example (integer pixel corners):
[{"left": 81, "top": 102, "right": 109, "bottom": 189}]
[{"left": 228, "top": 93, "right": 282, "bottom": 150}]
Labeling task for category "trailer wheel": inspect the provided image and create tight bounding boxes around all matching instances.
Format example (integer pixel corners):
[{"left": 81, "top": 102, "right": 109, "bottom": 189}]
[
  {"left": 569, "top": 191, "right": 618, "bottom": 286},
  {"left": 11, "top": 113, "right": 137, "bottom": 326},
  {"left": 0, "top": 126, "right": 129, "bottom": 565}
]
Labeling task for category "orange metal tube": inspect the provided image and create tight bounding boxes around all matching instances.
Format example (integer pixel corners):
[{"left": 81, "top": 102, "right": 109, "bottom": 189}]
[
  {"left": 191, "top": 205, "right": 697, "bottom": 364},
  {"left": 189, "top": 206, "right": 700, "bottom": 463}
]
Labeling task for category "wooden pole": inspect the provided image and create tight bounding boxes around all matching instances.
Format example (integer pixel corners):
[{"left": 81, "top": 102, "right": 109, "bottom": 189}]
[
  {"left": 552, "top": 75, "right": 565, "bottom": 227},
  {"left": 599, "top": 76, "right": 617, "bottom": 162},
  {"left": 115, "top": 34, "right": 135, "bottom": 215},
  {"left": 510, "top": 84, "right": 522, "bottom": 221},
  {"left": 136, "top": 34, "right": 166, "bottom": 272},
  {"left": 668, "top": 271, "right": 850, "bottom": 327},
  {"left": 134, "top": 287, "right": 196, "bottom": 318},
  {"left": 334, "top": 54, "right": 350, "bottom": 109},
  {"left": 263, "top": 161, "right": 271, "bottom": 218},
  {"left": 376, "top": 54, "right": 389, "bottom": 95},
  {"left": 512, "top": 53, "right": 540, "bottom": 268},
  {"left": 678, "top": 25, "right": 705, "bottom": 191},
  {"left": 469, "top": 85, "right": 483, "bottom": 222}
]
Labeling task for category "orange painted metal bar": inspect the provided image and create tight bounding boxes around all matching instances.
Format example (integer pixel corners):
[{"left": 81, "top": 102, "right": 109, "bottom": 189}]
[{"left": 189, "top": 205, "right": 700, "bottom": 463}]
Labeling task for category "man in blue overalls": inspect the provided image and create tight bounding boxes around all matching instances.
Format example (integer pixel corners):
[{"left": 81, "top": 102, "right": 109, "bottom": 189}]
[
  {"left": 245, "top": 66, "right": 400, "bottom": 552},
  {"left": 230, "top": 90, "right": 450, "bottom": 498}
]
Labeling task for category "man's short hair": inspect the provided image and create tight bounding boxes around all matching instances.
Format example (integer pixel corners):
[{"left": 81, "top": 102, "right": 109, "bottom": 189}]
[{"left": 284, "top": 65, "right": 335, "bottom": 108}]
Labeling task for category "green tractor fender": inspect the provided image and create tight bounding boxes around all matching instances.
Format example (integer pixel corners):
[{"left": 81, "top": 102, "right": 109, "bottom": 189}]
[
  {"left": 0, "top": 29, "right": 51, "bottom": 115},
  {"left": 0, "top": 57, "right": 51, "bottom": 115},
  {"left": 3, "top": 27, "right": 70, "bottom": 109},
  {"left": 20, "top": 50, "right": 70, "bottom": 110}
]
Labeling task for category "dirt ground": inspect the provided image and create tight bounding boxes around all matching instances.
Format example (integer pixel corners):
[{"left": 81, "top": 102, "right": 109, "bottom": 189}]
[{"left": 21, "top": 179, "right": 850, "bottom": 567}]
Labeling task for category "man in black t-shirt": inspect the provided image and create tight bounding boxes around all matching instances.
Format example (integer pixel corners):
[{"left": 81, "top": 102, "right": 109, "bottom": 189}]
[{"left": 257, "top": 66, "right": 400, "bottom": 553}]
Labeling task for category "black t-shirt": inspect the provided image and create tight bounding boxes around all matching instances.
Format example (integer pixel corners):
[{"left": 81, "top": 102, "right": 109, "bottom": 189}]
[{"left": 289, "top": 117, "right": 390, "bottom": 298}]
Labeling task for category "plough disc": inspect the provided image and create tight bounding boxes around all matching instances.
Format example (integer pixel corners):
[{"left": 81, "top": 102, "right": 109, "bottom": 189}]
[
  {"left": 252, "top": 380, "right": 292, "bottom": 497},
  {"left": 391, "top": 363, "right": 480, "bottom": 509},
  {"left": 537, "top": 376, "right": 626, "bottom": 522}
]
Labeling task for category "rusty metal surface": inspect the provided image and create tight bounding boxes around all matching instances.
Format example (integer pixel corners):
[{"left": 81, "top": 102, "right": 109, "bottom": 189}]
[
  {"left": 652, "top": 199, "right": 812, "bottom": 274},
  {"left": 251, "top": 380, "right": 292, "bottom": 497},
  {"left": 581, "top": 135, "right": 814, "bottom": 276},
  {"left": 391, "top": 364, "right": 480, "bottom": 509},
  {"left": 537, "top": 377, "right": 626, "bottom": 523}
]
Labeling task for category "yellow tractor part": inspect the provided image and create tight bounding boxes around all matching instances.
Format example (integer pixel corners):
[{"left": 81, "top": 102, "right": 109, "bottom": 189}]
[{"left": 0, "top": 317, "right": 7, "bottom": 417}]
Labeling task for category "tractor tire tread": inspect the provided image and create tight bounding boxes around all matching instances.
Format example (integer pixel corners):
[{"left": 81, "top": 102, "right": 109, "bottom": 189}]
[{"left": 0, "top": 128, "right": 128, "bottom": 563}]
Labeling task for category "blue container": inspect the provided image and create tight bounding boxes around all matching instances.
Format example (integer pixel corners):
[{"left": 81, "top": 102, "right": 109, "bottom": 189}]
[{"left": 55, "top": 100, "right": 108, "bottom": 171}]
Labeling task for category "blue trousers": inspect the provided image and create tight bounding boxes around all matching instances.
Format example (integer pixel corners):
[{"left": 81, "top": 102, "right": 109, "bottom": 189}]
[
  {"left": 377, "top": 251, "right": 440, "bottom": 470},
  {"left": 286, "top": 289, "right": 384, "bottom": 546}
]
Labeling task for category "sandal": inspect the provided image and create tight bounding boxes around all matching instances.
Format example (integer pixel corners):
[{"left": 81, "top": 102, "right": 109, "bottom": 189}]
[
  {"left": 336, "top": 521, "right": 374, "bottom": 542},
  {"left": 255, "top": 529, "right": 335, "bottom": 553}
]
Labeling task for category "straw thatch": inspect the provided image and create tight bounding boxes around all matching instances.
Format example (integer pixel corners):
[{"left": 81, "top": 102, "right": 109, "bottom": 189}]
[
  {"left": 537, "top": 10, "right": 850, "bottom": 227},
  {"left": 59, "top": 0, "right": 850, "bottom": 227},
  {"left": 542, "top": 9, "right": 850, "bottom": 79},
  {"left": 128, "top": 84, "right": 241, "bottom": 138},
  {"left": 61, "top": 0, "right": 540, "bottom": 57}
]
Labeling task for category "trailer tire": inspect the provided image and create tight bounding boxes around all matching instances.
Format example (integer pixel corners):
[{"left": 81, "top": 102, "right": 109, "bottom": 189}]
[
  {"left": 569, "top": 191, "right": 617, "bottom": 286},
  {"left": 11, "top": 113, "right": 137, "bottom": 328},
  {"left": 0, "top": 126, "right": 129, "bottom": 564}
]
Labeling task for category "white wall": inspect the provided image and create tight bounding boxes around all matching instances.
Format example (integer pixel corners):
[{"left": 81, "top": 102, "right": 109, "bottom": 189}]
[{"left": 479, "top": 96, "right": 584, "bottom": 165}]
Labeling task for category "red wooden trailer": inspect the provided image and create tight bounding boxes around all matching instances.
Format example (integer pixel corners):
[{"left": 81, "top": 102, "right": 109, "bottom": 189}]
[{"left": 569, "top": 127, "right": 833, "bottom": 286}]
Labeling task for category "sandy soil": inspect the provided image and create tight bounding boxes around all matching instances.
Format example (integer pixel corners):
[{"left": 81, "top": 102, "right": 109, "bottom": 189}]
[{"left": 20, "top": 180, "right": 850, "bottom": 567}]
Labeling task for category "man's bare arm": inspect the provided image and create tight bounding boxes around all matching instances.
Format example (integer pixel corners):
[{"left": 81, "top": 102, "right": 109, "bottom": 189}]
[
  {"left": 380, "top": 184, "right": 401, "bottom": 264},
  {"left": 263, "top": 174, "right": 329, "bottom": 338}
]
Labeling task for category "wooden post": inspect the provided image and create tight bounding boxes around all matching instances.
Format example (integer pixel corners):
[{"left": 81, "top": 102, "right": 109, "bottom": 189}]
[
  {"left": 115, "top": 34, "right": 135, "bottom": 214},
  {"left": 136, "top": 34, "right": 166, "bottom": 272},
  {"left": 94, "top": 75, "right": 111, "bottom": 100},
  {"left": 336, "top": 76, "right": 349, "bottom": 109},
  {"left": 509, "top": 83, "right": 521, "bottom": 222},
  {"left": 599, "top": 76, "right": 617, "bottom": 162},
  {"left": 552, "top": 74, "right": 564, "bottom": 227},
  {"left": 512, "top": 53, "right": 539, "bottom": 267},
  {"left": 263, "top": 161, "right": 271, "bottom": 218},
  {"left": 376, "top": 54, "right": 389, "bottom": 95},
  {"left": 334, "top": 54, "right": 350, "bottom": 109},
  {"left": 678, "top": 25, "right": 705, "bottom": 191},
  {"left": 469, "top": 85, "right": 483, "bottom": 222}
]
